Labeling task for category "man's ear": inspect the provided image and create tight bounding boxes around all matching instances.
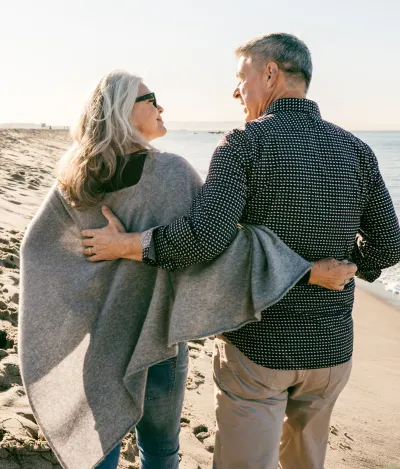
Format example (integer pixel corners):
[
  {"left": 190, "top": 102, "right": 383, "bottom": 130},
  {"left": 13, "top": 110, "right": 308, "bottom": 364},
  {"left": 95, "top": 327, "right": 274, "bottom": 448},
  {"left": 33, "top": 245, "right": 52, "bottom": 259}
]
[{"left": 264, "top": 62, "right": 279, "bottom": 88}]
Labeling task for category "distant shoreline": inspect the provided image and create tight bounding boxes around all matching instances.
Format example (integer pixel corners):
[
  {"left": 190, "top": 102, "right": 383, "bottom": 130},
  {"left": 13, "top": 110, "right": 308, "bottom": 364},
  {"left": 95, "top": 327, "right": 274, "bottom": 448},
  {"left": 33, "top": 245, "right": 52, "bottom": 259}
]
[{"left": 1, "top": 124, "right": 400, "bottom": 132}]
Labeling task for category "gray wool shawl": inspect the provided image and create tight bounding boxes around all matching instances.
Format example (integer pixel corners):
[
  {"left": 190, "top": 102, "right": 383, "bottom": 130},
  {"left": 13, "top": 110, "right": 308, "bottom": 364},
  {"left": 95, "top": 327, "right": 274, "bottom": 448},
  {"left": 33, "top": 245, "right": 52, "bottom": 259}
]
[{"left": 19, "top": 151, "right": 310, "bottom": 469}]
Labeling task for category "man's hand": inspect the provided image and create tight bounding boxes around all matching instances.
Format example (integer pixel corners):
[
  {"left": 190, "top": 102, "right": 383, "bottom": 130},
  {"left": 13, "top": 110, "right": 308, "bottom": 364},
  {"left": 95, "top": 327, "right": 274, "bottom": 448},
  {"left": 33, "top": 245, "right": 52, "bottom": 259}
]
[
  {"left": 309, "top": 258, "right": 358, "bottom": 291},
  {"left": 81, "top": 206, "right": 142, "bottom": 262}
]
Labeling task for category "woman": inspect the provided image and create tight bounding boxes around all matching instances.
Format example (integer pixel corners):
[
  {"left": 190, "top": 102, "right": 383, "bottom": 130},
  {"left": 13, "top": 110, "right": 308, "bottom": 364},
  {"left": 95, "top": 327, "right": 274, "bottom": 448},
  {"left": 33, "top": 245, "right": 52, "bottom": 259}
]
[
  {"left": 58, "top": 72, "right": 193, "bottom": 469},
  {"left": 20, "top": 70, "right": 355, "bottom": 469}
]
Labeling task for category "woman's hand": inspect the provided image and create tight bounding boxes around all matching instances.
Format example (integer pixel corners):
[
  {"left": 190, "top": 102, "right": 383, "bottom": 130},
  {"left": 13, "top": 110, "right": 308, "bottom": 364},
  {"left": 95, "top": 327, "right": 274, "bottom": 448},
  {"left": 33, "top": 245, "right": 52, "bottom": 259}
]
[
  {"left": 308, "top": 258, "right": 358, "bottom": 290},
  {"left": 81, "top": 206, "right": 142, "bottom": 262}
]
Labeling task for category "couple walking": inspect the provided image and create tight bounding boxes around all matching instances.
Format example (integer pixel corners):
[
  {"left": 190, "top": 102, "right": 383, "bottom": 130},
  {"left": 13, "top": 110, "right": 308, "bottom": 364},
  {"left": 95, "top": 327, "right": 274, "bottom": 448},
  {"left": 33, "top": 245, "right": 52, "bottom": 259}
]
[{"left": 19, "top": 33, "right": 400, "bottom": 469}]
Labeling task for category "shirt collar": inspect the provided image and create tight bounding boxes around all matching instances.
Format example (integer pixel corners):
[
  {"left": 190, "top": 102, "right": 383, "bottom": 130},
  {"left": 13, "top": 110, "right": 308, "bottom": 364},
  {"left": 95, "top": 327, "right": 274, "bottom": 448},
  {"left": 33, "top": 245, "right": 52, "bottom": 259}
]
[{"left": 263, "top": 98, "right": 321, "bottom": 117}]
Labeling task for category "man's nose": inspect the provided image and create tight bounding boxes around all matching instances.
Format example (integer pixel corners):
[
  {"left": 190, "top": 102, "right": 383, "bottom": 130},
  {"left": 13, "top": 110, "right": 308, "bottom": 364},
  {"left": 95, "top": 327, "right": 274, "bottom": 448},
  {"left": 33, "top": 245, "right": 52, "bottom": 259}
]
[{"left": 157, "top": 105, "right": 164, "bottom": 113}]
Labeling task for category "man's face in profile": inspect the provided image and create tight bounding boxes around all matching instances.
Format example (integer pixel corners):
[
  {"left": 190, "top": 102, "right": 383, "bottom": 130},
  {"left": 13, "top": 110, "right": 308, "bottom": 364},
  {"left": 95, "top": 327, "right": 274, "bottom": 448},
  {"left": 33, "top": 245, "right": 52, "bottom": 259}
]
[{"left": 233, "top": 56, "right": 269, "bottom": 122}]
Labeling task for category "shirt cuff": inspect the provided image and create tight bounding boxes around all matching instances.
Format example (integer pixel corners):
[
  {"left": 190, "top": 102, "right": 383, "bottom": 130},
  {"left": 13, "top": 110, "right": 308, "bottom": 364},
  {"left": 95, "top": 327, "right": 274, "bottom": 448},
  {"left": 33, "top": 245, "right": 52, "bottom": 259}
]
[
  {"left": 141, "top": 228, "right": 158, "bottom": 266},
  {"left": 295, "top": 269, "right": 311, "bottom": 286},
  {"left": 355, "top": 269, "right": 382, "bottom": 283}
]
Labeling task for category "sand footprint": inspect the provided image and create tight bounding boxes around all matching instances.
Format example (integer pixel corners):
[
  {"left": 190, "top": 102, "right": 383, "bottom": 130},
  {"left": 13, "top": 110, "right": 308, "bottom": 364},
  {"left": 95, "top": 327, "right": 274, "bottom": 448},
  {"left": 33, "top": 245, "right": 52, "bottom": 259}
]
[
  {"left": 10, "top": 171, "right": 25, "bottom": 182},
  {"left": 193, "top": 370, "right": 205, "bottom": 385},
  {"left": 26, "top": 174, "right": 41, "bottom": 187},
  {"left": 188, "top": 342, "right": 203, "bottom": 360},
  {"left": 329, "top": 425, "right": 355, "bottom": 451},
  {"left": 193, "top": 424, "right": 214, "bottom": 454},
  {"left": 190, "top": 338, "right": 206, "bottom": 346},
  {"left": 180, "top": 416, "right": 191, "bottom": 428},
  {"left": 0, "top": 254, "right": 19, "bottom": 269}
]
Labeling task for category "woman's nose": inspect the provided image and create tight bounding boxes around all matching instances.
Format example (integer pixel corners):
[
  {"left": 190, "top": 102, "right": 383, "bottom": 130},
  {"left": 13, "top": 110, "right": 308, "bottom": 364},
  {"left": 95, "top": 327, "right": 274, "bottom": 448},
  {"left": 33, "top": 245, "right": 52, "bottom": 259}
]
[{"left": 233, "top": 85, "right": 241, "bottom": 99}]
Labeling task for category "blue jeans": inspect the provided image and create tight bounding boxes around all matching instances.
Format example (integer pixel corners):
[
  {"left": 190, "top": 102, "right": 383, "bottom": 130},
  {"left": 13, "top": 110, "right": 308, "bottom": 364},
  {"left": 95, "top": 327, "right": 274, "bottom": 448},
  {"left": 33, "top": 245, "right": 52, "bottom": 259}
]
[{"left": 96, "top": 342, "right": 188, "bottom": 469}]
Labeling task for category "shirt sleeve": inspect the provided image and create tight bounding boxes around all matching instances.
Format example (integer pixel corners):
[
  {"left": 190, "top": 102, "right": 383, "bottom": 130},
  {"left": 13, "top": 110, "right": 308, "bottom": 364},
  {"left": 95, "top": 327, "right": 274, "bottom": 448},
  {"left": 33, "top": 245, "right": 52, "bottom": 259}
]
[
  {"left": 142, "top": 129, "right": 251, "bottom": 270},
  {"left": 352, "top": 149, "right": 400, "bottom": 282}
]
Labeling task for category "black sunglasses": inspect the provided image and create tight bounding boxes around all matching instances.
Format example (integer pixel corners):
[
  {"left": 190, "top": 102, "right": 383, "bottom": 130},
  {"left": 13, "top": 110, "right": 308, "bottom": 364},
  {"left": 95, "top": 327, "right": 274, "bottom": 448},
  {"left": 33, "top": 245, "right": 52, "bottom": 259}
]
[{"left": 135, "top": 92, "right": 157, "bottom": 108}]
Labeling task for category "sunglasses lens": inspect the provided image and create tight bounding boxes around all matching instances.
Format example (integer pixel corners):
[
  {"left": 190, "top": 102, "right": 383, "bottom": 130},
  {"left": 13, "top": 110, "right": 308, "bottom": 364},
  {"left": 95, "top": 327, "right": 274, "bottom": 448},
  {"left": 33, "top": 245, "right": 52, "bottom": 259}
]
[{"left": 135, "top": 93, "right": 157, "bottom": 107}]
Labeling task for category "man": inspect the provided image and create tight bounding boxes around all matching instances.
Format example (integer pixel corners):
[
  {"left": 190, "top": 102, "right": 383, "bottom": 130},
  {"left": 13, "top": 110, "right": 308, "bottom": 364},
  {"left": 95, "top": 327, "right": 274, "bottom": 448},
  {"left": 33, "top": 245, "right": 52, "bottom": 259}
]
[{"left": 82, "top": 34, "right": 400, "bottom": 468}]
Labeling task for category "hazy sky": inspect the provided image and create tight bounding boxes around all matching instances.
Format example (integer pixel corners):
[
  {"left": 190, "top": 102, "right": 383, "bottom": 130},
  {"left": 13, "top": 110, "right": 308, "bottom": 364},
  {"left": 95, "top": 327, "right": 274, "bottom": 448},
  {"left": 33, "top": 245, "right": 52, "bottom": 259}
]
[{"left": 1, "top": 0, "right": 399, "bottom": 129}]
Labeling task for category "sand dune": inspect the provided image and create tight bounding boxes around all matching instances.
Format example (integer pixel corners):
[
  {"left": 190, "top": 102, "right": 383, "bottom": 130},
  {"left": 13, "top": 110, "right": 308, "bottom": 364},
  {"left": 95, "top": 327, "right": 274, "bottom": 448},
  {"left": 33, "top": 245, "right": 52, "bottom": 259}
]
[{"left": 0, "top": 130, "right": 399, "bottom": 468}]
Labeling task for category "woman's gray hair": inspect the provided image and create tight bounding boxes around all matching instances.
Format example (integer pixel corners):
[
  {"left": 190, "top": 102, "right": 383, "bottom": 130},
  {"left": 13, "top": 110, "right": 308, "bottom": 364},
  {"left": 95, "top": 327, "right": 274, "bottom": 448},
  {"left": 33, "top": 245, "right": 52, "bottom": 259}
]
[
  {"left": 235, "top": 33, "right": 313, "bottom": 91},
  {"left": 58, "top": 70, "right": 154, "bottom": 209}
]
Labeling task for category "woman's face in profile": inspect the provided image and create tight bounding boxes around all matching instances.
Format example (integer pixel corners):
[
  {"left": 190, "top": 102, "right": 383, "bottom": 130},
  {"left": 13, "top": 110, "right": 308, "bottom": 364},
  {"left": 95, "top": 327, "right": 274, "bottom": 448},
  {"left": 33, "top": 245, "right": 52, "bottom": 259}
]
[{"left": 131, "top": 83, "right": 167, "bottom": 141}]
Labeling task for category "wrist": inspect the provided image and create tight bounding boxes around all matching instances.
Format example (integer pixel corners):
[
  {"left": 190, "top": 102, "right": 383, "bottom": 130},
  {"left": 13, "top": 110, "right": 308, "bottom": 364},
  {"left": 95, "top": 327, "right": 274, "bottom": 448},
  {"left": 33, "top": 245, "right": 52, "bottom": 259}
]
[{"left": 121, "top": 232, "right": 142, "bottom": 261}]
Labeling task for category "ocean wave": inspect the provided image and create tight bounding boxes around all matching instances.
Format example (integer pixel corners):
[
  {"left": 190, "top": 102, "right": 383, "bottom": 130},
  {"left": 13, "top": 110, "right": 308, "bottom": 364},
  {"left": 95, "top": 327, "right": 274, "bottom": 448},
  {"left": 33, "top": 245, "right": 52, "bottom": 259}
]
[{"left": 378, "top": 263, "right": 400, "bottom": 295}]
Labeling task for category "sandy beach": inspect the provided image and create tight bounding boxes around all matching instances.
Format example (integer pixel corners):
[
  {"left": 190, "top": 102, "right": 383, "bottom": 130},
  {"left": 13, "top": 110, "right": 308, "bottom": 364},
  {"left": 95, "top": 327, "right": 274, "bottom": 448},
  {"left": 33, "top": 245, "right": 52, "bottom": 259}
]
[{"left": 0, "top": 129, "right": 399, "bottom": 469}]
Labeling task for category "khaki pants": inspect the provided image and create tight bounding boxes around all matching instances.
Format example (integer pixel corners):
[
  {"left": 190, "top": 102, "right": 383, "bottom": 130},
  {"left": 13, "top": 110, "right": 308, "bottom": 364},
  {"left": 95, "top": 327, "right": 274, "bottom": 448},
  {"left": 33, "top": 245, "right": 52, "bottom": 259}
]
[{"left": 213, "top": 336, "right": 352, "bottom": 469}]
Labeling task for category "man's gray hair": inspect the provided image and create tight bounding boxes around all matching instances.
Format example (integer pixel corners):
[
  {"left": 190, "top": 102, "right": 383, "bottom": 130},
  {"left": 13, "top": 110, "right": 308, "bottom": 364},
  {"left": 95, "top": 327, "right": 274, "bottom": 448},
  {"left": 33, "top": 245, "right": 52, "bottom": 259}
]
[{"left": 235, "top": 33, "right": 313, "bottom": 90}]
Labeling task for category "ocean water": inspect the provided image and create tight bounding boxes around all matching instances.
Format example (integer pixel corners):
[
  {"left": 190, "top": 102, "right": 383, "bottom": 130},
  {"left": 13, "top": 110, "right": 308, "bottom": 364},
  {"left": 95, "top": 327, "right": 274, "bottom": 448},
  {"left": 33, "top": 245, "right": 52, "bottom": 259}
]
[
  {"left": 155, "top": 129, "right": 400, "bottom": 303},
  {"left": 354, "top": 132, "right": 400, "bottom": 302}
]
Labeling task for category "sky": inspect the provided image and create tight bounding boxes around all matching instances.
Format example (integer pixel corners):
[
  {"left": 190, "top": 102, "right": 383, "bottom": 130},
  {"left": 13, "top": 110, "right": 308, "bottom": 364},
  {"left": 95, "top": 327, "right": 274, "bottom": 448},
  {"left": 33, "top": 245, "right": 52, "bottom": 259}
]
[{"left": 1, "top": 0, "right": 399, "bottom": 130}]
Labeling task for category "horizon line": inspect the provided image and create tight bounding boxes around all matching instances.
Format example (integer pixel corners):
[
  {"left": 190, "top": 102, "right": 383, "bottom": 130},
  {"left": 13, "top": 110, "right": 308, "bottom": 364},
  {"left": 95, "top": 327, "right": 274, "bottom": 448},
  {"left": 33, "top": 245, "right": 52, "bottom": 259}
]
[{"left": 0, "top": 122, "right": 399, "bottom": 132}]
